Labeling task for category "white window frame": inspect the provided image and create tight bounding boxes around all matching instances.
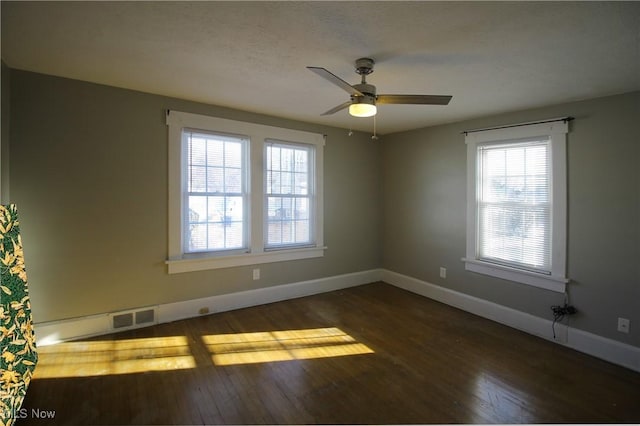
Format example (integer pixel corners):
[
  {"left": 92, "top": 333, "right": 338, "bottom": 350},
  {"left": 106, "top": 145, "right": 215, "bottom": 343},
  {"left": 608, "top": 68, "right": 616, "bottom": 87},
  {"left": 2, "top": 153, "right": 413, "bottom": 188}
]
[
  {"left": 463, "top": 119, "right": 569, "bottom": 293},
  {"left": 166, "top": 111, "right": 325, "bottom": 274}
]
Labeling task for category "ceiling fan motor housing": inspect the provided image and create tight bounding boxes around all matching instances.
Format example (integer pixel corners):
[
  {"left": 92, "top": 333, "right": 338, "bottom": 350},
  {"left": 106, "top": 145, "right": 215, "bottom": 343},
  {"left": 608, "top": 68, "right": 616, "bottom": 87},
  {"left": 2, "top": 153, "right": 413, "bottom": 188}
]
[
  {"left": 352, "top": 83, "right": 377, "bottom": 97},
  {"left": 354, "top": 59, "right": 377, "bottom": 101}
]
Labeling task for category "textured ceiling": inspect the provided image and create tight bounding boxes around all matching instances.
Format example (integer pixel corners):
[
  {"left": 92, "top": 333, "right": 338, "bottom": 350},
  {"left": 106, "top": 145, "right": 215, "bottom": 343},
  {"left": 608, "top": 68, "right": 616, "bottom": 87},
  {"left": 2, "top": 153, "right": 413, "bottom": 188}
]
[{"left": 2, "top": 1, "right": 639, "bottom": 134}]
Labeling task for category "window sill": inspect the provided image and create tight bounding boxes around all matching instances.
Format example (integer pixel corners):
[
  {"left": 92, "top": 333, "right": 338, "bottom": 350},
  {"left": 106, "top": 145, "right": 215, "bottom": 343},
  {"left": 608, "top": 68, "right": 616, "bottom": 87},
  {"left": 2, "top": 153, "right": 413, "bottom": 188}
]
[
  {"left": 462, "top": 258, "right": 568, "bottom": 293},
  {"left": 167, "top": 246, "right": 327, "bottom": 274}
]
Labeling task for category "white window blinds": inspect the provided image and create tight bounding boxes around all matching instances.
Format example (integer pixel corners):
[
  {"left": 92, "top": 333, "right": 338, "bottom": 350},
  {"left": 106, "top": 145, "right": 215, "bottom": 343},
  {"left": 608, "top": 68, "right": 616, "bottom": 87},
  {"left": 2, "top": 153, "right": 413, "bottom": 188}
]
[{"left": 477, "top": 139, "right": 551, "bottom": 273}]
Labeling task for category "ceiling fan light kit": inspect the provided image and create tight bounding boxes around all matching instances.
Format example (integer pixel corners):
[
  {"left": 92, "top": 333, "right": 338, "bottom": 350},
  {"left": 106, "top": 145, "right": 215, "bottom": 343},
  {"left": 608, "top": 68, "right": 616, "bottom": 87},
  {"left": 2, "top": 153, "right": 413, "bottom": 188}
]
[
  {"left": 349, "top": 97, "right": 377, "bottom": 117},
  {"left": 307, "top": 57, "right": 452, "bottom": 119}
]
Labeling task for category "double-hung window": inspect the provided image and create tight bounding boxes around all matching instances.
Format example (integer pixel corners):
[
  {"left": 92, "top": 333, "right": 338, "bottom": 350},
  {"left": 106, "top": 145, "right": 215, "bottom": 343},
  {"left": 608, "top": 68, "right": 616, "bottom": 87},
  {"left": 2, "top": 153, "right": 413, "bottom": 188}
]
[
  {"left": 464, "top": 119, "right": 570, "bottom": 292},
  {"left": 184, "top": 130, "right": 248, "bottom": 254},
  {"left": 167, "top": 111, "right": 325, "bottom": 274},
  {"left": 265, "top": 141, "right": 315, "bottom": 249}
]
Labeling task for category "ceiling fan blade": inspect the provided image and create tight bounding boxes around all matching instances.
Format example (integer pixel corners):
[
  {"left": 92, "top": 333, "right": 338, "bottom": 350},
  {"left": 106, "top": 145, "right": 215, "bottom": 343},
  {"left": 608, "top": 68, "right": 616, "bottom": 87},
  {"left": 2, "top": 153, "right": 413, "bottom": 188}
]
[
  {"left": 377, "top": 94, "right": 452, "bottom": 105},
  {"left": 307, "top": 66, "right": 364, "bottom": 96},
  {"left": 321, "top": 101, "right": 351, "bottom": 116}
]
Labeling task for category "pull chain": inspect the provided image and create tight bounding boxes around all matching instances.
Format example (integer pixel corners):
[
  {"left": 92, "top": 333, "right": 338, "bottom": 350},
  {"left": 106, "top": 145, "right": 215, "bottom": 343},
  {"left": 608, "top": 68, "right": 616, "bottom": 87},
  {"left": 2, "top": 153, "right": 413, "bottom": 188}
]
[{"left": 372, "top": 114, "right": 379, "bottom": 140}]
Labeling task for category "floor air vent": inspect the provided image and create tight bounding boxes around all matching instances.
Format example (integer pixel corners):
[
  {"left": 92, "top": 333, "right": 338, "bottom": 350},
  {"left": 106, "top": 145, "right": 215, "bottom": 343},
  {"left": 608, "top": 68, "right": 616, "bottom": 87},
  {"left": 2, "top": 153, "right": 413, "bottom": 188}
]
[
  {"left": 112, "top": 313, "right": 134, "bottom": 329},
  {"left": 135, "top": 309, "right": 155, "bottom": 325},
  {"left": 111, "top": 307, "right": 157, "bottom": 331}
]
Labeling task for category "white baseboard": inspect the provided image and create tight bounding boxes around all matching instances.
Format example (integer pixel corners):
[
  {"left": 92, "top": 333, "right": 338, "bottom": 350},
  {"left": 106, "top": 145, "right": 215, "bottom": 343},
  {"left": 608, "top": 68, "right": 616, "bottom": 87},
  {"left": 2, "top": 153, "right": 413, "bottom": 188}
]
[
  {"left": 157, "top": 268, "right": 383, "bottom": 324},
  {"left": 382, "top": 269, "right": 640, "bottom": 373},
  {"left": 35, "top": 314, "right": 113, "bottom": 346},
  {"left": 566, "top": 326, "right": 640, "bottom": 372},
  {"left": 34, "top": 268, "right": 383, "bottom": 346}
]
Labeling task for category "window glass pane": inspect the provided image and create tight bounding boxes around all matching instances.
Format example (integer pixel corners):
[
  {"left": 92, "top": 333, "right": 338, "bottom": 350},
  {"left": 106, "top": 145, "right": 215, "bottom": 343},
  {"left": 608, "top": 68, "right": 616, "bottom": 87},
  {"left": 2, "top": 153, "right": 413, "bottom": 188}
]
[
  {"left": 281, "top": 172, "right": 292, "bottom": 194},
  {"left": 266, "top": 171, "right": 278, "bottom": 194},
  {"left": 224, "top": 141, "right": 242, "bottom": 168},
  {"left": 293, "top": 220, "right": 310, "bottom": 243},
  {"left": 189, "top": 224, "right": 207, "bottom": 251},
  {"left": 207, "top": 167, "right": 224, "bottom": 193},
  {"left": 189, "top": 166, "right": 207, "bottom": 192},
  {"left": 294, "top": 149, "right": 308, "bottom": 172},
  {"left": 225, "top": 168, "right": 242, "bottom": 193},
  {"left": 206, "top": 139, "right": 224, "bottom": 167},
  {"left": 505, "top": 176, "right": 525, "bottom": 202},
  {"left": 188, "top": 196, "right": 207, "bottom": 223},
  {"left": 207, "top": 224, "right": 225, "bottom": 250},
  {"left": 207, "top": 196, "right": 224, "bottom": 223},
  {"left": 281, "top": 148, "right": 293, "bottom": 170},
  {"left": 223, "top": 196, "right": 244, "bottom": 222},
  {"left": 294, "top": 172, "right": 308, "bottom": 195},
  {"left": 294, "top": 198, "right": 309, "bottom": 220},
  {"left": 505, "top": 148, "right": 525, "bottom": 176},
  {"left": 225, "top": 222, "right": 244, "bottom": 248},
  {"left": 270, "top": 146, "right": 281, "bottom": 170},
  {"left": 189, "top": 136, "right": 207, "bottom": 166}
]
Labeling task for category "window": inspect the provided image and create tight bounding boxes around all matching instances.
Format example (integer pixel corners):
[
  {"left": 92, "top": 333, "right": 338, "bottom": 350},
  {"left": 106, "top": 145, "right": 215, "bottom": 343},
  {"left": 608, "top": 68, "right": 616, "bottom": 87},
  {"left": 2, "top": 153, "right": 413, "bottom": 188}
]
[
  {"left": 464, "top": 119, "right": 569, "bottom": 292},
  {"left": 265, "top": 141, "right": 315, "bottom": 249},
  {"left": 477, "top": 139, "right": 550, "bottom": 271},
  {"left": 184, "top": 130, "right": 248, "bottom": 253},
  {"left": 167, "top": 111, "right": 325, "bottom": 274}
]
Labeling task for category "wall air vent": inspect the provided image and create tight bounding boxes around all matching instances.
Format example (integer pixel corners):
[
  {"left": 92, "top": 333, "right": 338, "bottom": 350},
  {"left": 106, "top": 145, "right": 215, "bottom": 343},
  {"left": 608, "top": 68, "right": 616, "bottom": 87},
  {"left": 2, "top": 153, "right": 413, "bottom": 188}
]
[{"left": 110, "top": 307, "right": 157, "bottom": 331}]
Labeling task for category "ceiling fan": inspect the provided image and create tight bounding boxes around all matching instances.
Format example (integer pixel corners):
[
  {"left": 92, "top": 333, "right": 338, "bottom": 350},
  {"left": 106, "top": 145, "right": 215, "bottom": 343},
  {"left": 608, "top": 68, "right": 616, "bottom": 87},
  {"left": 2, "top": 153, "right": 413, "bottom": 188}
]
[{"left": 307, "top": 57, "right": 452, "bottom": 118}]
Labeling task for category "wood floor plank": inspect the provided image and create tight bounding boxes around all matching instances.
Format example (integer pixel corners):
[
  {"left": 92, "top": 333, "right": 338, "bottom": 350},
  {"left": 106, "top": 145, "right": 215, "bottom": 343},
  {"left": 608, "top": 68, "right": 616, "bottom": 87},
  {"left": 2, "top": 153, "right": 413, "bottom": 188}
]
[{"left": 17, "top": 282, "right": 640, "bottom": 424}]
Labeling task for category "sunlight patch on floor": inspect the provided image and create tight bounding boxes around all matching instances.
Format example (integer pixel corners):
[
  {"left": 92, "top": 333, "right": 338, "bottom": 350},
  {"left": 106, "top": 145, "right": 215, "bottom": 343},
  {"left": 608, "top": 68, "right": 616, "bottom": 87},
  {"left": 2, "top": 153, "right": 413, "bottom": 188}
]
[
  {"left": 202, "top": 327, "right": 374, "bottom": 366},
  {"left": 34, "top": 336, "right": 195, "bottom": 378}
]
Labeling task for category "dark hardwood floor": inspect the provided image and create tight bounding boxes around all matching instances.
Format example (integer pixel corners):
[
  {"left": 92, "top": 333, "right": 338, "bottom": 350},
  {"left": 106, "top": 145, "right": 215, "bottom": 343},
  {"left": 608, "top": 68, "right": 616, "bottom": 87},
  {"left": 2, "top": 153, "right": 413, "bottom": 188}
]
[{"left": 19, "top": 282, "right": 640, "bottom": 424}]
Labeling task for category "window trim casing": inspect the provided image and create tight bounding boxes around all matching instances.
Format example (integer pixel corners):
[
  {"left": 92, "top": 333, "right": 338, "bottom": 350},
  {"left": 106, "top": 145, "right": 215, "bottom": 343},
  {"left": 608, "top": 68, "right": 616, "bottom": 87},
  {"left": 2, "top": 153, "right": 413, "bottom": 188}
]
[
  {"left": 166, "top": 111, "right": 325, "bottom": 274},
  {"left": 463, "top": 119, "right": 569, "bottom": 293}
]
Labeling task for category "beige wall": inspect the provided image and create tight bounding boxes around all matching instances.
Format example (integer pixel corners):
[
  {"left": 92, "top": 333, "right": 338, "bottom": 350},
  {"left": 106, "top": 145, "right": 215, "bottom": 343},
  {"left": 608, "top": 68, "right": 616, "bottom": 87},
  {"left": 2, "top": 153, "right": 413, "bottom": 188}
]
[
  {"left": 382, "top": 91, "right": 640, "bottom": 347},
  {"left": 8, "top": 70, "right": 381, "bottom": 322}
]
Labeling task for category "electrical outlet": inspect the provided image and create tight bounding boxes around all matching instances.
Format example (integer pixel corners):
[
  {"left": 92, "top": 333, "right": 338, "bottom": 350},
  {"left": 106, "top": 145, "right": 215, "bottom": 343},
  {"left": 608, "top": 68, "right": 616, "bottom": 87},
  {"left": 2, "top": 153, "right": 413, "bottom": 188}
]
[
  {"left": 439, "top": 267, "right": 447, "bottom": 279},
  {"left": 253, "top": 268, "right": 260, "bottom": 280},
  {"left": 617, "top": 317, "right": 630, "bottom": 333}
]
